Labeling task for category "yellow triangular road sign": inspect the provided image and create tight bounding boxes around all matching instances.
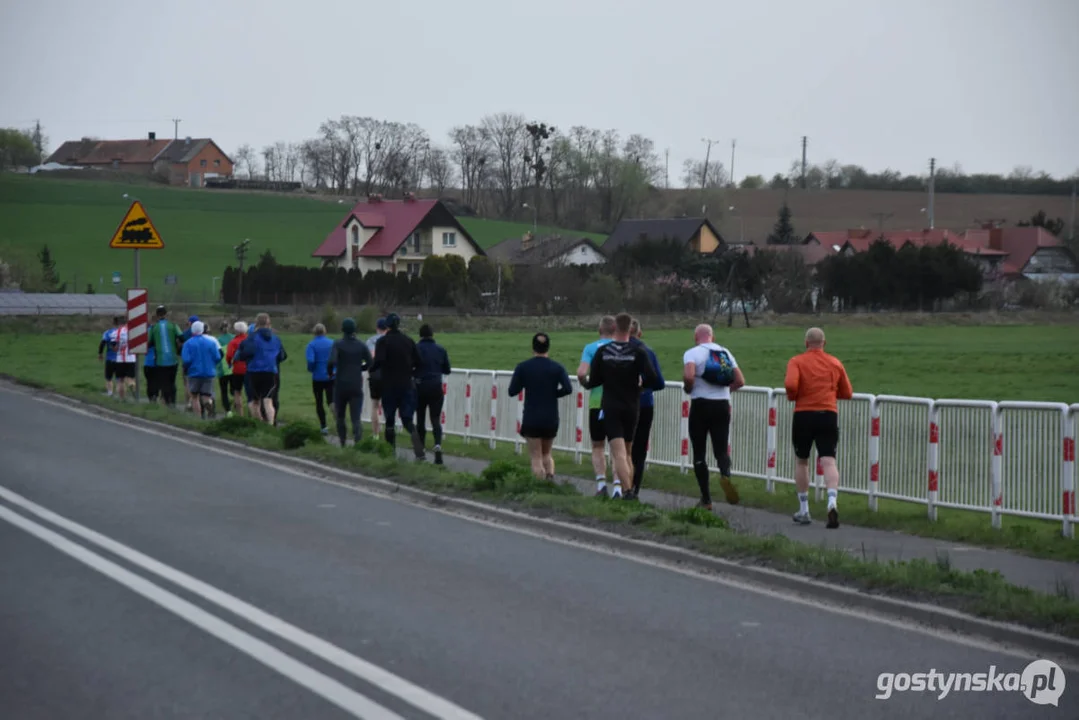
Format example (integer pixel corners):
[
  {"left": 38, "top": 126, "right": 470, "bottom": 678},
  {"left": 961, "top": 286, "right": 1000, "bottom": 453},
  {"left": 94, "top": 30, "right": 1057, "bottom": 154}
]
[{"left": 110, "top": 201, "right": 165, "bottom": 249}]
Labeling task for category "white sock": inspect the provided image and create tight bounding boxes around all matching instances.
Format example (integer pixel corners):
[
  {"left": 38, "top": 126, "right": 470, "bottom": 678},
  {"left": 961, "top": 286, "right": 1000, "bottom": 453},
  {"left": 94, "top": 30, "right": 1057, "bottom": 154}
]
[
  {"left": 798, "top": 492, "right": 809, "bottom": 514},
  {"left": 434, "top": 444, "right": 441, "bottom": 451},
  {"left": 827, "top": 489, "right": 838, "bottom": 510},
  {"left": 596, "top": 477, "right": 606, "bottom": 491},
  {"left": 611, "top": 480, "right": 623, "bottom": 497}
]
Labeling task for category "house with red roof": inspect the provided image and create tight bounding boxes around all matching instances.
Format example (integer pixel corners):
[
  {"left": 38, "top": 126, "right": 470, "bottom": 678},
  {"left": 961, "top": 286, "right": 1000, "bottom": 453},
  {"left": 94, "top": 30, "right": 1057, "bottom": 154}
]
[
  {"left": 46, "top": 132, "right": 233, "bottom": 187},
  {"left": 312, "top": 194, "right": 484, "bottom": 276},
  {"left": 805, "top": 226, "right": 1076, "bottom": 281}
]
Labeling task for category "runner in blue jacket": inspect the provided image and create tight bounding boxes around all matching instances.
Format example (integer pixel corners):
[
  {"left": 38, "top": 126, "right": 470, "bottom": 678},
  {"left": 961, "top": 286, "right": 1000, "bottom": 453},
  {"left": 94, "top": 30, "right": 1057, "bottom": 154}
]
[{"left": 306, "top": 323, "right": 335, "bottom": 434}]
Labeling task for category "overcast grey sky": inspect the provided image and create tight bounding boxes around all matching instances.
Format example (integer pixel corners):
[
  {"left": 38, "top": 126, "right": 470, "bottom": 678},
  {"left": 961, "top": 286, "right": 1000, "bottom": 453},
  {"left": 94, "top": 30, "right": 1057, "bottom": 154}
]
[{"left": 2, "top": 0, "right": 1077, "bottom": 184}]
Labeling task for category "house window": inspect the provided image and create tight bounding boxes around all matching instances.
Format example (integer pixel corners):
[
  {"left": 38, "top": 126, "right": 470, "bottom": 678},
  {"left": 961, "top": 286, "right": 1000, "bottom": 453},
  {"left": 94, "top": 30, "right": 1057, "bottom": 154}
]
[
  {"left": 351, "top": 226, "right": 359, "bottom": 246},
  {"left": 412, "top": 231, "right": 422, "bottom": 253},
  {"left": 407, "top": 262, "right": 421, "bottom": 277},
  {"left": 442, "top": 231, "right": 456, "bottom": 247},
  {"left": 200, "top": 159, "right": 207, "bottom": 167},
  {"left": 214, "top": 159, "right": 220, "bottom": 167},
  {"left": 352, "top": 256, "right": 359, "bottom": 270}
]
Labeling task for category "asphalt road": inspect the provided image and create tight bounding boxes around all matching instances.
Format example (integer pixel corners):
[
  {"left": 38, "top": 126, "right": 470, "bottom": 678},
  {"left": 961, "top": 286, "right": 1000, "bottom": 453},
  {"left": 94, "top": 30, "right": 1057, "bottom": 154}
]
[{"left": 0, "top": 386, "right": 1069, "bottom": 719}]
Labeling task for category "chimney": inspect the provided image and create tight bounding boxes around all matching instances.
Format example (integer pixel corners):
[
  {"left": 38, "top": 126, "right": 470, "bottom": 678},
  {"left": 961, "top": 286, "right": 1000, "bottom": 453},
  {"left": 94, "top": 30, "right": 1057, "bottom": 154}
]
[
  {"left": 521, "top": 231, "right": 534, "bottom": 250},
  {"left": 367, "top": 194, "right": 382, "bottom": 204},
  {"left": 184, "top": 136, "right": 191, "bottom": 145},
  {"left": 148, "top": 131, "right": 156, "bottom": 142}
]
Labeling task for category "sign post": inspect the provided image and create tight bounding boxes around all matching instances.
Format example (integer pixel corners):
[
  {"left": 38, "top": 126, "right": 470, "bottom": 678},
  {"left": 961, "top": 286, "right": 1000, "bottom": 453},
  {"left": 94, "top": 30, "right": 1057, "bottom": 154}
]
[{"left": 110, "top": 200, "right": 165, "bottom": 400}]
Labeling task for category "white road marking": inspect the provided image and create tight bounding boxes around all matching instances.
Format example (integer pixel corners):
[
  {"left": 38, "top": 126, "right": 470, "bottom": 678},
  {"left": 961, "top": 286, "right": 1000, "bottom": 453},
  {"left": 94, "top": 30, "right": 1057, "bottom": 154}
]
[
  {"left": 3, "top": 383, "right": 1076, "bottom": 668},
  {"left": 0, "top": 504, "right": 404, "bottom": 720},
  {"left": 318, "top": 504, "right": 337, "bottom": 508},
  {"left": 0, "top": 483, "right": 484, "bottom": 720}
]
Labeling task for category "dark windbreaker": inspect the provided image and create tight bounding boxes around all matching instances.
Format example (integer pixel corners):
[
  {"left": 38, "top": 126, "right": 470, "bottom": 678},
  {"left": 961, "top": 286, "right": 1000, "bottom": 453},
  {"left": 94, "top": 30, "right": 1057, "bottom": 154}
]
[
  {"left": 414, "top": 338, "right": 451, "bottom": 392},
  {"left": 327, "top": 335, "right": 372, "bottom": 395}
]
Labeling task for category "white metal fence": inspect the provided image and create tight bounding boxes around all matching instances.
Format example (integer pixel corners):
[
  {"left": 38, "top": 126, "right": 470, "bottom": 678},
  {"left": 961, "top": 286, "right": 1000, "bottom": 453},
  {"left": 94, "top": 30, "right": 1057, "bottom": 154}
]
[{"left": 395, "top": 371, "right": 1078, "bottom": 537}]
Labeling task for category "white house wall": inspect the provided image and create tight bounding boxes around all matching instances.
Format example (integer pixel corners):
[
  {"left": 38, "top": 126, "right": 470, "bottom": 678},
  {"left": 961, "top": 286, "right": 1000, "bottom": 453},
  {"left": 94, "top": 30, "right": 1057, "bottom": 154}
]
[{"left": 545, "top": 244, "right": 607, "bottom": 267}]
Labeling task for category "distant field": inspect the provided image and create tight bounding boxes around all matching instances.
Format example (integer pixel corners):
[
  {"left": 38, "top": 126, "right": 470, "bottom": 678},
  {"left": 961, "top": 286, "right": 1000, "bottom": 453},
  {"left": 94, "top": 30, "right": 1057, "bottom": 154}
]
[
  {"left": 0, "top": 174, "right": 603, "bottom": 300},
  {"left": 2, "top": 324, "right": 1075, "bottom": 404},
  {"left": 457, "top": 217, "right": 607, "bottom": 249}
]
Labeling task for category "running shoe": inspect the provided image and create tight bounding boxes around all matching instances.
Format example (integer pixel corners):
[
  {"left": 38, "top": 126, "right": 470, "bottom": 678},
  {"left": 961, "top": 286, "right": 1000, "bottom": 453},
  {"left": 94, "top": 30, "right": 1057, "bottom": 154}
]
[
  {"left": 696, "top": 500, "right": 713, "bottom": 511},
  {"left": 434, "top": 447, "right": 443, "bottom": 465},
  {"left": 595, "top": 486, "right": 609, "bottom": 499},
  {"left": 826, "top": 507, "right": 839, "bottom": 529},
  {"left": 719, "top": 475, "right": 740, "bottom": 505},
  {"left": 792, "top": 511, "right": 812, "bottom": 525}
]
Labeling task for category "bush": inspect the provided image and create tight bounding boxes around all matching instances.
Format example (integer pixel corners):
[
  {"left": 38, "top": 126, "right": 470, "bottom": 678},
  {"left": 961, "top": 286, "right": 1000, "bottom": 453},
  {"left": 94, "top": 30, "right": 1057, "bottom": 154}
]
[
  {"left": 475, "top": 460, "right": 576, "bottom": 496},
  {"left": 204, "top": 415, "right": 262, "bottom": 438},
  {"left": 320, "top": 304, "right": 337, "bottom": 331},
  {"left": 280, "top": 420, "right": 324, "bottom": 449}
]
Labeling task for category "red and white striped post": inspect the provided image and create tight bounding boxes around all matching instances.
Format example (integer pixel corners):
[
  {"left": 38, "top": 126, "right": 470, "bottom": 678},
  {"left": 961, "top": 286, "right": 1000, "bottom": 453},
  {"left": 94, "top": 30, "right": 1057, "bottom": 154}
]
[
  {"left": 868, "top": 399, "right": 881, "bottom": 511},
  {"left": 765, "top": 392, "right": 778, "bottom": 493},
  {"left": 679, "top": 399, "right": 690, "bottom": 474},
  {"left": 488, "top": 371, "right": 498, "bottom": 450},
  {"left": 727, "top": 403, "right": 734, "bottom": 474},
  {"left": 463, "top": 372, "right": 473, "bottom": 444},
  {"left": 1062, "top": 409, "right": 1075, "bottom": 538},
  {"left": 927, "top": 403, "right": 940, "bottom": 521},
  {"left": 991, "top": 406, "right": 1003, "bottom": 529},
  {"left": 574, "top": 389, "right": 585, "bottom": 464},
  {"left": 514, "top": 388, "right": 525, "bottom": 455},
  {"left": 126, "top": 288, "right": 148, "bottom": 399}
]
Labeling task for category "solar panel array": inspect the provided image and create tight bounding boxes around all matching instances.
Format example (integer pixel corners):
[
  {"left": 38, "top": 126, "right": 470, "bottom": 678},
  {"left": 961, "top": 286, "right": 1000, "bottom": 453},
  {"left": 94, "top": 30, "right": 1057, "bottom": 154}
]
[{"left": 0, "top": 293, "right": 126, "bottom": 316}]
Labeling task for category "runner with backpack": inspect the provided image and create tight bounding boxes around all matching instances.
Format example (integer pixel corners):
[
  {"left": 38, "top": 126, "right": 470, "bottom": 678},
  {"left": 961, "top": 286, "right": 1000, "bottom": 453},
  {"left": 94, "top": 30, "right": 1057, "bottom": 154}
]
[{"left": 681, "top": 323, "right": 745, "bottom": 510}]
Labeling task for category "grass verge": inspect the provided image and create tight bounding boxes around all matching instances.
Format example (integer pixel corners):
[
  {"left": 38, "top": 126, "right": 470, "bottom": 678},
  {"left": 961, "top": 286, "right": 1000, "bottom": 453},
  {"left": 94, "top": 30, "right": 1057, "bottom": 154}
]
[
  {"left": 10, "top": 378, "right": 1079, "bottom": 640},
  {"left": 416, "top": 433, "right": 1079, "bottom": 564}
]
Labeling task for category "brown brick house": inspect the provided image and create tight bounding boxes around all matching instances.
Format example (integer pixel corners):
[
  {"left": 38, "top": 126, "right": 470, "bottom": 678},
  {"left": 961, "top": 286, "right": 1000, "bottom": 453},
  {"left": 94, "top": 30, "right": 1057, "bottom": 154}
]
[{"left": 46, "top": 133, "right": 234, "bottom": 187}]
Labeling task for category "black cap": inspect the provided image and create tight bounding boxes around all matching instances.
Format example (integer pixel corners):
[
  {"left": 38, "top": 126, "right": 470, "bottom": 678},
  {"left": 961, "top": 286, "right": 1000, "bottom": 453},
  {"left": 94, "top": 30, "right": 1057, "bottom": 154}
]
[{"left": 385, "top": 313, "right": 401, "bottom": 330}]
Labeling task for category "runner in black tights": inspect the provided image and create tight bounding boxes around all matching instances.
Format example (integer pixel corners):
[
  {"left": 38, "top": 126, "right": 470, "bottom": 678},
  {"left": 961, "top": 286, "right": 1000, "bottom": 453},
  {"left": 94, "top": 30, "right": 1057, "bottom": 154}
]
[{"left": 414, "top": 324, "right": 451, "bottom": 465}]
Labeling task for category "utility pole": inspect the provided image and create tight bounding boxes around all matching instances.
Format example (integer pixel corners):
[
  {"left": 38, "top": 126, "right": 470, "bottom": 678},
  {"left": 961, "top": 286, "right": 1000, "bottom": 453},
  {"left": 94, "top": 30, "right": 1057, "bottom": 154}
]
[
  {"left": 233, "top": 239, "right": 250, "bottom": 318},
  {"left": 172, "top": 118, "right": 182, "bottom": 140},
  {"left": 801, "top": 136, "right": 808, "bottom": 189},
  {"left": 729, "top": 139, "right": 736, "bottom": 187},
  {"left": 928, "top": 157, "right": 936, "bottom": 229},
  {"left": 1070, "top": 177, "right": 1076, "bottom": 242},
  {"left": 701, "top": 138, "right": 718, "bottom": 190}
]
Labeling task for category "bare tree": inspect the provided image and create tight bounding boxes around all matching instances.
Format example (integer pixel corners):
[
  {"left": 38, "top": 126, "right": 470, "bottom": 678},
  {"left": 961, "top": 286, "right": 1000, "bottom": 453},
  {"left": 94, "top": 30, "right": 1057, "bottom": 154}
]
[
  {"left": 424, "top": 146, "right": 454, "bottom": 194},
  {"left": 449, "top": 125, "right": 491, "bottom": 210},
  {"left": 480, "top": 112, "right": 528, "bottom": 218},
  {"left": 234, "top": 144, "right": 257, "bottom": 179},
  {"left": 682, "top": 158, "right": 728, "bottom": 189}
]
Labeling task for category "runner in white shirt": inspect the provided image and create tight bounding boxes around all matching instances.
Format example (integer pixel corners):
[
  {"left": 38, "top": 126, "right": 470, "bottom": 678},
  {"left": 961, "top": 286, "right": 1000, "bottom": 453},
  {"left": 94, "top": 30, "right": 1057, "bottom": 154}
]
[
  {"left": 682, "top": 323, "right": 746, "bottom": 509},
  {"left": 113, "top": 322, "right": 137, "bottom": 401}
]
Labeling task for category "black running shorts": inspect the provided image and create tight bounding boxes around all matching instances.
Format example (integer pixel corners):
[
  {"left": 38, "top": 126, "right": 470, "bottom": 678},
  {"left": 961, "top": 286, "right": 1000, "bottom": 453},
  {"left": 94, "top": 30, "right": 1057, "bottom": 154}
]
[
  {"left": 520, "top": 424, "right": 558, "bottom": 440},
  {"left": 791, "top": 410, "right": 839, "bottom": 460},
  {"left": 368, "top": 377, "right": 383, "bottom": 401},
  {"left": 588, "top": 408, "right": 606, "bottom": 443},
  {"left": 602, "top": 407, "right": 639, "bottom": 442},
  {"left": 228, "top": 373, "right": 246, "bottom": 394},
  {"left": 248, "top": 371, "right": 277, "bottom": 401},
  {"left": 114, "top": 362, "right": 136, "bottom": 380}
]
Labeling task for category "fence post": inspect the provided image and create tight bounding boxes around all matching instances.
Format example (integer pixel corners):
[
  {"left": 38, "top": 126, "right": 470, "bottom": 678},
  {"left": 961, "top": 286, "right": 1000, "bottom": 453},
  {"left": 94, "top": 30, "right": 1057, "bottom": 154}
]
[
  {"left": 514, "top": 387, "right": 524, "bottom": 455},
  {"left": 489, "top": 370, "right": 498, "bottom": 450},
  {"left": 574, "top": 388, "right": 584, "bottom": 464},
  {"left": 765, "top": 390, "right": 777, "bottom": 494},
  {"left": 440, "top": 380, "right": 447, "bottom": 437},
  {"left": 927, "top": 402, "right": 940, "bottom": 522},
  {"left": 464, "top": 371, "right": 473, "bottom": 445},
  {"left": 1062, "top": 407, "right": 1075, "bottom": 539},
  {"left": 868, "top": 396, "right": 880, "bottom": 512},
  {"left": 679, "top": 398, "right": 690, "bottom": 474},
  {"left": 991, "top": 404, "right": 1003, "bottom": 530}
]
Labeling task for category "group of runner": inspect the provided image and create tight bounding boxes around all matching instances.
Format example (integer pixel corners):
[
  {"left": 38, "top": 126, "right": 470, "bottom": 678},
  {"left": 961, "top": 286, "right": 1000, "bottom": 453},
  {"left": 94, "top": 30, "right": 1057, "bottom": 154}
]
[
  {"left": 302, "top": 313, "right": 452, "bottom": 463},
  {"left": 510, "top": 314, "right": 852, "bottom": 528},
  {"left": 100, "top": 307, "right": 852, "bottom": 527}
]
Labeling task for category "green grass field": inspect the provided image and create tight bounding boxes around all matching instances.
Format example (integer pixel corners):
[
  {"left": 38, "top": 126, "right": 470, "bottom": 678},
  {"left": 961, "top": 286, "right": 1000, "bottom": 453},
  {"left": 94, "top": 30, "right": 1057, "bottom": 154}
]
[
  {"left": 1, "top": 324, "right": 1076, "bottom": 403},
  {"left": 0, "top": 174, "right": 604, "bottom": 300}
]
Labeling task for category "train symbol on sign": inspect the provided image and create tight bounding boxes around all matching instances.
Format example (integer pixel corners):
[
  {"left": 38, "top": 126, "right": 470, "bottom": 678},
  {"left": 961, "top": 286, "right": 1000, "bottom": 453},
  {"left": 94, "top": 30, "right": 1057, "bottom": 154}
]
[
  {"left": 121, "top": 217, "right": 154, "bottom": 243},
  {"left": 109, "top": 201, "right": 165, "bottom": 249}
]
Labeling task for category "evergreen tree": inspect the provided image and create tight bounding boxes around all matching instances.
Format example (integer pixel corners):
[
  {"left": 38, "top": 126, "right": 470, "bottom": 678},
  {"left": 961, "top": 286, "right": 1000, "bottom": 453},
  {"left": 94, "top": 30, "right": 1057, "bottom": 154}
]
[
  {"left": 767, "top": 204, "right": 797, "bottom": 245},
  {"left": 37, "top": 245, "right": 66, "bottom": 292}
]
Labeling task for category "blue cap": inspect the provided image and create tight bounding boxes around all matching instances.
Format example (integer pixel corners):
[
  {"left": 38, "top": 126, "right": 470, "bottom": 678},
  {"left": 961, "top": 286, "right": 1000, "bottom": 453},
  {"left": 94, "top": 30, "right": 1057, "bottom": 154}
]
[
  {"left": 188, "top": 315, "right": 199, "bottom": 323},
  {"left": 376, "top": 318, "right": 387, "bottom": 330}
]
